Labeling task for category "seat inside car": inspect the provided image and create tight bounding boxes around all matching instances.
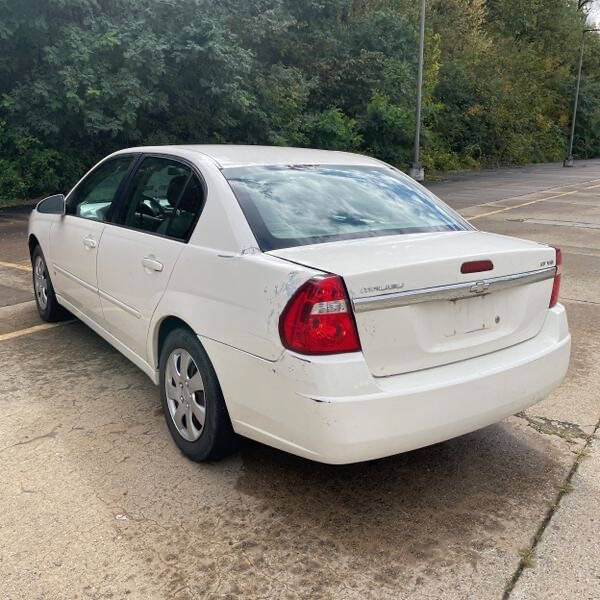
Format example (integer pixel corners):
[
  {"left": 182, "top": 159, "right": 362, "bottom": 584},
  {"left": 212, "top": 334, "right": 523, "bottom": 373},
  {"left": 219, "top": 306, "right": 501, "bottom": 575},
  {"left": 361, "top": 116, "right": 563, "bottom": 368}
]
[{"left": 157, "top": 175, "right": 200, "bottom": 239}]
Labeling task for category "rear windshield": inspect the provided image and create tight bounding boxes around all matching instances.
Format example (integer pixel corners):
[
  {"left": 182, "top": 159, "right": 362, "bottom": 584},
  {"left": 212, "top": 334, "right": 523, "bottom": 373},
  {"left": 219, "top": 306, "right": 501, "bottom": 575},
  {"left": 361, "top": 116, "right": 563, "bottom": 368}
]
[{"left": 223, "top": 165, "right": 469, "bottom": 251}]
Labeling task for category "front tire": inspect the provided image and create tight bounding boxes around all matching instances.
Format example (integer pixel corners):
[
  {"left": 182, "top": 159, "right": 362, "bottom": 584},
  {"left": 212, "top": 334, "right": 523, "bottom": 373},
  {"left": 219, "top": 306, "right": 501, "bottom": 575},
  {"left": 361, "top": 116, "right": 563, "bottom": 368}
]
[
  {"left": 31, "top": 245, "right": 64, "bottom": 322},
  {"left": 159, "top": 327, "right": 237, "bottom": 461}
]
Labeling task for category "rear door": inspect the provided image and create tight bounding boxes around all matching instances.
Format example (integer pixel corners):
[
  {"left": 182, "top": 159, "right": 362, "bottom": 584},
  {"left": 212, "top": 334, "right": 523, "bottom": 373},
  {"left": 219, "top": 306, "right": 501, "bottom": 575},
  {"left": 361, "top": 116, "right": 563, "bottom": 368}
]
[
  {"left": 97, "top": 155, "right": 205, "bottom": 360},
  {"left": 50, "top": 155, "right": 136, "bottom": 321}
]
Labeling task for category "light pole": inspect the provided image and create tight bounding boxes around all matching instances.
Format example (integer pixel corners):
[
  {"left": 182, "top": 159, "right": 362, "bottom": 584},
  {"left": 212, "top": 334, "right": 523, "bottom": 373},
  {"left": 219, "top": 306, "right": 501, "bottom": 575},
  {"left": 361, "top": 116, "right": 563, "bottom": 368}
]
[
  {"left": 564, "top": 27, "right": 599, "bottom": 167},
  {"left": 409, "top": 0, "right": 426, "bottom": 182}
]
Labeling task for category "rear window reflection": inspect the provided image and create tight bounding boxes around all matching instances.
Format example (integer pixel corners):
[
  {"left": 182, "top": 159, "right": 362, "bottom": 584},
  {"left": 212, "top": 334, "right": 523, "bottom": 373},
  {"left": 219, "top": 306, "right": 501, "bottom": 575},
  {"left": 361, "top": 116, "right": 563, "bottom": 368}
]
[{"left": 223, "top": 165, "right": 468, "bottom": 251}]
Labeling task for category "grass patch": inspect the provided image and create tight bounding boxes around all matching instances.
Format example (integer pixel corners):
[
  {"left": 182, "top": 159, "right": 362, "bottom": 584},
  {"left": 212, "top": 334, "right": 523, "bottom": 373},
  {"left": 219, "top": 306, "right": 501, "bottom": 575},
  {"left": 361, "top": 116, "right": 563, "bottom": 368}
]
[{"left": 518, "top": 547, "right": 536, "bottom": 569}]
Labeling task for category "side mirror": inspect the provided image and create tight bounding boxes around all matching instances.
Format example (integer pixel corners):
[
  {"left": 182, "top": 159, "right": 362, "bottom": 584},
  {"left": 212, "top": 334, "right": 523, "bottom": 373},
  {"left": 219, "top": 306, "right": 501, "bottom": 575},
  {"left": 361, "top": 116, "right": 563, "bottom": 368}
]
[{"left": 36, "top": 194, "right": 66, "bottom": 215}]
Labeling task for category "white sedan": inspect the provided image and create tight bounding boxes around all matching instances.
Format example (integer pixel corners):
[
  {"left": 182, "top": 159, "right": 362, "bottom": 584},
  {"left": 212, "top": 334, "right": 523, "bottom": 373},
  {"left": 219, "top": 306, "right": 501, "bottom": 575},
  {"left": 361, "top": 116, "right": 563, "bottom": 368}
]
[{"left": 28, "top": 146, "right": 571, "bottom": 464}]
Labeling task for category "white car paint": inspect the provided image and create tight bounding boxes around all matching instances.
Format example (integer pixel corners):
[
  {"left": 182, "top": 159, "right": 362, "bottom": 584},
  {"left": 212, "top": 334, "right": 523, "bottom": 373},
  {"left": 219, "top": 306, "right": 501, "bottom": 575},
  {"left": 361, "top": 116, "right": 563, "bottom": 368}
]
[
  {"left": 269, "top": 231, "right": 557, "bottom": 376},
  {"left": 97, "top": 226, "right": 185, "bottom": 359},
  {"left": 28, "top": 145, "right": 571, "bottom": 464},
  {"left": 50, "top": 216, "right": 105, "bottom": 321}
]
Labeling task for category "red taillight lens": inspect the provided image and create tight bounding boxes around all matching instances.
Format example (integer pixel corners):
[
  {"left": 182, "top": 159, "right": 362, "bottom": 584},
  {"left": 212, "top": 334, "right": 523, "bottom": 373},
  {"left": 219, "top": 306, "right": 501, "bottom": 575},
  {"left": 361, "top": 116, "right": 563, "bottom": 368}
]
[
  {"left": 279, "top": 275, "right": 361, "bottom": 355},
  {"left": 549, "top": 247, "right": 562, "bottom": 308}
]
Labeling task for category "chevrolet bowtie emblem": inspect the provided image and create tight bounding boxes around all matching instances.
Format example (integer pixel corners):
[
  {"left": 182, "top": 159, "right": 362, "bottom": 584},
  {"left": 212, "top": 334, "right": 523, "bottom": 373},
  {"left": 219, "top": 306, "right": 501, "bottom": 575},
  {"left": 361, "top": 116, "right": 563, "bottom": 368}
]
[{"left": 470, "top": 281, "right": 490, "bottom": 294}]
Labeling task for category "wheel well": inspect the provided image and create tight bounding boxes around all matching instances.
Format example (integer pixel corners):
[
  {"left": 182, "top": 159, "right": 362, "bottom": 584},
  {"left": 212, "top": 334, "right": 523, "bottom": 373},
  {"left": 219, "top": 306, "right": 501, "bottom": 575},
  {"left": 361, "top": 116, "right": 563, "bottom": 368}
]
[
  {"left": 156, "top": 316, "right": 195, "bottom": 366},
  {"left": 28, "top": 234, "right": 40, "bottom": 257}
]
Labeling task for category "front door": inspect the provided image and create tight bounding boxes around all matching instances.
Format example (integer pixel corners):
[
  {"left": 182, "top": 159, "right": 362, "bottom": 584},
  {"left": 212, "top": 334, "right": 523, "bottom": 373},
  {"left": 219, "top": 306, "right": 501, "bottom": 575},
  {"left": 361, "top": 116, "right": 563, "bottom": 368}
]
[
  {"left": 97, "top": 156, "right": 205, "bottom": 360},
  {"left": 50, "top": 155, "right": 135, "bottom": 322}
]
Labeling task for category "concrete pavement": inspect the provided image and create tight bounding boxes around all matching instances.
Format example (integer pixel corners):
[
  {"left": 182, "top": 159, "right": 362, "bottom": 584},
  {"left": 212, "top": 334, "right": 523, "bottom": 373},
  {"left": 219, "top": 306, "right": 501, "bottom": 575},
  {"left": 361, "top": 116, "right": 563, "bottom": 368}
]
[
  {"left": 511, "top": 436, "right": 600, "bottom": 600},
  {"left": 0, "top": 159, "right": 599, "bottom": 599}
]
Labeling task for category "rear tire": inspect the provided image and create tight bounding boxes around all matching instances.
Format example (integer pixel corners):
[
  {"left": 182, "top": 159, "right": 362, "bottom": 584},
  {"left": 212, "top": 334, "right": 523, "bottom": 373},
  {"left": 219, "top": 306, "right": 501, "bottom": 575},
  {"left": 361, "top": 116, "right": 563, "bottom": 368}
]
[
  {"left": 159, "top": 327, "right": 237, "bottom": 461},
  {"left": 31, "top": 245, "right": 65, "bottom": 322}
]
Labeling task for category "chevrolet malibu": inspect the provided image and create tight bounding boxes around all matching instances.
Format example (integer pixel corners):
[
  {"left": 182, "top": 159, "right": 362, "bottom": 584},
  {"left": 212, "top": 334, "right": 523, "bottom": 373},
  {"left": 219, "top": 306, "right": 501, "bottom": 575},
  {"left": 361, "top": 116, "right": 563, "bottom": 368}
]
[{"left": 28, "top": 146, "right": 571, "bottom": 464}]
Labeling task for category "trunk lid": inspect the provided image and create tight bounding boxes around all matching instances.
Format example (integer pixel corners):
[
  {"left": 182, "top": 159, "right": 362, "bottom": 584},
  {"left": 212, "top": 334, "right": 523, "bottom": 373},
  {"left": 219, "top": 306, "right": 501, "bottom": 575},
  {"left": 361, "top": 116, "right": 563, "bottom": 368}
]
[{"left": 269, "top": 231, "right": 556, "bottom": 376}]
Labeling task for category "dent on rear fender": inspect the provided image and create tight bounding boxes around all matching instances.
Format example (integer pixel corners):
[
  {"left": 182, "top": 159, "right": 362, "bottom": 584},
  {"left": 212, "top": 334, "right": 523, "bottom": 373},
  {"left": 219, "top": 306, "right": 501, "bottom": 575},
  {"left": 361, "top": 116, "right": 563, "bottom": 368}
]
[
  {"left": 152, "top": 248, "right": 317, "bottom": 365},
  {"left": 265, "top": 270, "right": 308, "bottom": 334}
]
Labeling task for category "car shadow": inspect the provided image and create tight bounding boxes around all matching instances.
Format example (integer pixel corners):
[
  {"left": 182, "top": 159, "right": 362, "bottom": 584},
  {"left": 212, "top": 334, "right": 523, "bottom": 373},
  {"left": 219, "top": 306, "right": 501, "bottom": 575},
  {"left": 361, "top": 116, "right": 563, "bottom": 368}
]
[{"left": 231, "top": 422, "right": 565, "bottom": 590}]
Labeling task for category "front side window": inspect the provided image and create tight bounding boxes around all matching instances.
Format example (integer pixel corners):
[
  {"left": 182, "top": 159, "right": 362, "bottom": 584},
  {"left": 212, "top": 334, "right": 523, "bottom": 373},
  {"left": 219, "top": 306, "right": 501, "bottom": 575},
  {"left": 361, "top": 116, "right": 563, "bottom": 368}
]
[
  {"left": 224, "top": 165, "right": 470, "bottom": 251},
  {"left": 120, "top": 156, "right": 204, "bottom": 241},
  {"left": 67, "top": 156, "right": 134, "bottom": 221}
]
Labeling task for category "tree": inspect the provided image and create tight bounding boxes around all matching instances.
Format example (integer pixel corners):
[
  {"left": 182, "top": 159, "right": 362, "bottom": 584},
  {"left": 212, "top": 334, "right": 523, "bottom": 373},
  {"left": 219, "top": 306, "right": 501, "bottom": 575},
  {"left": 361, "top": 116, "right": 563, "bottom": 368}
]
[{"left": 0, "top": 0, "right": 599, "bottom": 203}]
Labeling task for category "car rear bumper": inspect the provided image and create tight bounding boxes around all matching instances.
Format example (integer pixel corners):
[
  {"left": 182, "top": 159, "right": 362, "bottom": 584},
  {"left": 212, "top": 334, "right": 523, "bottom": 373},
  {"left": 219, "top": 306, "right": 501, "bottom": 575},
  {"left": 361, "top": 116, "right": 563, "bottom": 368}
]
[{"left": 203, "top": 304, "right": 570, "bottom": 464}]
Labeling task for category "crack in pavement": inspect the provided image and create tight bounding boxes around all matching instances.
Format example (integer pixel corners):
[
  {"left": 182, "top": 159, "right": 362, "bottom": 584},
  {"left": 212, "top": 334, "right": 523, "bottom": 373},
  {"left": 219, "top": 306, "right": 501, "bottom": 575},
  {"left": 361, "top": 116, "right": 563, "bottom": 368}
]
[
  {"left": 562, "top": 297, "right": 600, "bottom": 306},
  {"left": 502, "top": 416, "right": 600, "bottom": 599},
  {"left": 516, "top": 412, "right": 587, "bottom": 443},
  {"left": 0, "top": 429, "right": 58, "bottom": 454}
]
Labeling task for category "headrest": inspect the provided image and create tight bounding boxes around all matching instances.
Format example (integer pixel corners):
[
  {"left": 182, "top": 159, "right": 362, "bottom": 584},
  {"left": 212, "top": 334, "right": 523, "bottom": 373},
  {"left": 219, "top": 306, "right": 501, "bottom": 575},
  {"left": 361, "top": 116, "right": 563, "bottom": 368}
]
[{"left": 166, "top": 175, "right": 188, "bottom": 207}]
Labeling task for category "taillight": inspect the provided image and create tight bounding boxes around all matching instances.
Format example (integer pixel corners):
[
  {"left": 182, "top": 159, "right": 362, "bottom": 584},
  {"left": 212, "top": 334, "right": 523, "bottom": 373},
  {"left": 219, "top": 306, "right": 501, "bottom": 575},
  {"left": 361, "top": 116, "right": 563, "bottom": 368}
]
[
  {"left": 549, "top": 247, "right": 562, "bottom": 308},
  {"left": 279, "top": 275, "right": 361, "bottom": 355}
]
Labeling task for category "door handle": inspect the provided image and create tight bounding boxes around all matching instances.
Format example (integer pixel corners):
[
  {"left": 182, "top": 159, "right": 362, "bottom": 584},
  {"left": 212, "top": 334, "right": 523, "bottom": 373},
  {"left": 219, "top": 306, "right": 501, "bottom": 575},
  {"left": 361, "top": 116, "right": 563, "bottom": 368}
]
[
  {"left": 82, "top": 235, "right": 97, "bottom": 249},
  {"left": 142, "top": 256, "right": 164, "bottom": 272}
]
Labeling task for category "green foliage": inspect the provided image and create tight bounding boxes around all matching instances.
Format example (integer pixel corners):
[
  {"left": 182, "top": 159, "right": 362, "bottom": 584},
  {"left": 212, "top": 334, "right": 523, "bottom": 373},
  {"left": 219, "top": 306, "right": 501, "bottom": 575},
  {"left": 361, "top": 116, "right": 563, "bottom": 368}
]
[
  {"left": 241, "top": 65, "right": 313, "bottom": 146},
  {"left": 361, "top": 92, "right": 414, "bottom": 166},
  {"left": 304, "top": 108, "right": 363, "bottom": 150},
  {"left": 0, "top": 0, "right": 599, "bottom": 204}
]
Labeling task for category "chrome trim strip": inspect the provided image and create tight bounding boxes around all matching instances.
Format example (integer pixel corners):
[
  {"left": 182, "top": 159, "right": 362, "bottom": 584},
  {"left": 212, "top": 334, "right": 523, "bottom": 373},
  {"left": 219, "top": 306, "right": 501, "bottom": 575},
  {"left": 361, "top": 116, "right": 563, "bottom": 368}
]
[{"left": 352, "top": 267, "right": 556, "bottom": 313}]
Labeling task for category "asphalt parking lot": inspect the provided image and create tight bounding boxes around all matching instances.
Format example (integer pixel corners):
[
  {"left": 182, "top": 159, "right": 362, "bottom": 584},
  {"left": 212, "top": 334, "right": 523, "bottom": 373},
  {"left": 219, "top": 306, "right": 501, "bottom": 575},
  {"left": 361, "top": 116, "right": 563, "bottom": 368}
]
[{"left": 1, "top": 160, "right": 599, "bottom": 600}]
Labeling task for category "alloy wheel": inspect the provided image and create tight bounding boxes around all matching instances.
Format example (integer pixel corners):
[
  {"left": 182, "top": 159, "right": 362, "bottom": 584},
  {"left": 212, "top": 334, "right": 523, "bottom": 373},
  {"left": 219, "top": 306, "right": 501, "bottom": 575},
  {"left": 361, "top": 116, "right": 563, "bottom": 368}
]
[
  {"left": 164, "top": 348, "right": 206, "bottom": 442},
  {"left": 34, "top": 255, "right": 49, "bottom": 310}
]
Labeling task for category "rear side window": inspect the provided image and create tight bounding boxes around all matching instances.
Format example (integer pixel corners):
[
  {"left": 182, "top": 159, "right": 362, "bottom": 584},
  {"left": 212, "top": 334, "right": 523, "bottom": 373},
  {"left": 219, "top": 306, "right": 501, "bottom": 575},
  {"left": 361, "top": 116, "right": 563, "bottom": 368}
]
[
  {"left": 119, "top": 156, "right": 205, "bottom": 241},
  {"left": 223, "top": 165, "right": 469, "bottom": 251}
]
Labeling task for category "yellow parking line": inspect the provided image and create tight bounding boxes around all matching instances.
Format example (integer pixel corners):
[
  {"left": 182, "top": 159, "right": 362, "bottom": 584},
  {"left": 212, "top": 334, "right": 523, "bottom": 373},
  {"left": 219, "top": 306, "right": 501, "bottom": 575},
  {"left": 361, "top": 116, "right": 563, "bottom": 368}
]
[
  {"left": 468, "top": 190, "right": 579, "bottom": 221},
  {"left": 469, "top": 178, "right": 600, "bottom": 208},
  {"left": 0, "top": 321, "right": 73, "bottom": 342},
  {"left": 0, "top": 260, "right": 32, "bottom": 273}
]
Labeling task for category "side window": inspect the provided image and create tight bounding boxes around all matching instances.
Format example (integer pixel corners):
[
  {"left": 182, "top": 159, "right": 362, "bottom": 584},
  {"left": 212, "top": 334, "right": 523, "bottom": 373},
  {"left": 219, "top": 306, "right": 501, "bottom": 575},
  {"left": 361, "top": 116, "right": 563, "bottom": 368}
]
[
  {"left": 67, "top": 156, "right": 133, "bottom": 221},
  {"left": 121, "top": 156, "right": 204, "bottom": 241}
]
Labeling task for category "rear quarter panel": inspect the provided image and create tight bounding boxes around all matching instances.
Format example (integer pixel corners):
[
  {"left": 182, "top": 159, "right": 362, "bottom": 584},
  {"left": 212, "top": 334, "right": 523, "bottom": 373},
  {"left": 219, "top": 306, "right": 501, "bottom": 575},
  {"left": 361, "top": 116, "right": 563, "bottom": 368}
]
[
  {"left": 148, "top": 156, "right": 319, "bottom": 366},
  {"left": 150, "top": 249, "right": 316, "bottom": 365}
]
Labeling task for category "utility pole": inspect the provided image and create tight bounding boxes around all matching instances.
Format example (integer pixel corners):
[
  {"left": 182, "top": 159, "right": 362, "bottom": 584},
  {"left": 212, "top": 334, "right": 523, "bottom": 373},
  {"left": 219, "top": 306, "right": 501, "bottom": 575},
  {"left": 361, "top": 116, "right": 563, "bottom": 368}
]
[
  {"left": 564, "top": 10, "right": 599, "bottom": 167},
  {"left": 564, "top": 30, "right": 588, "bottom": 167},
  {"left": 409, "top": 0, "right": 426, "bottom": 182}
]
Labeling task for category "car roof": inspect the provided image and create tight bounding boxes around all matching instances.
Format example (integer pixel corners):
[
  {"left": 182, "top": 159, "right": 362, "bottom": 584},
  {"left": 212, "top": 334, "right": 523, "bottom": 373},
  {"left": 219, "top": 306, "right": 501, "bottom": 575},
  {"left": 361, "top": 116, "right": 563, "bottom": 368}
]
[{"left": 113, "top": 145, "right": 384, "bottom": 169}]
